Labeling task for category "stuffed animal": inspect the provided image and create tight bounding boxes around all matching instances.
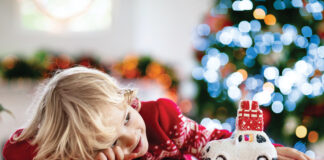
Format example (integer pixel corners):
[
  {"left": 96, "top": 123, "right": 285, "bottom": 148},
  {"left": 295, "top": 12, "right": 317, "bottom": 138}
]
[{"left": 202, "top": 100, "right": 278, "bottom": 160}]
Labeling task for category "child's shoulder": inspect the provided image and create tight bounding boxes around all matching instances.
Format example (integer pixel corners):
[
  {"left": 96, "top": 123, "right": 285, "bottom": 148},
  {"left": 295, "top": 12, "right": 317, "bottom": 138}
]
[{"left": 2, "top": 129, "right": 37, "bottom": 160}]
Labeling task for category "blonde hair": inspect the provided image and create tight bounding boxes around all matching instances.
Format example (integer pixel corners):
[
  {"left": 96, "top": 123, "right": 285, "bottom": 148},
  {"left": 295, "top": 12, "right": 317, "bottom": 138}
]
[{"left": 14, "top": 66, "right": 136, "bottom": 160}]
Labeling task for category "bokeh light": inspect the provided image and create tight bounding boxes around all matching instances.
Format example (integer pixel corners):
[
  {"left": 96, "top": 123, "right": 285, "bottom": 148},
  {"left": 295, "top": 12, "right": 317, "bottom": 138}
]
[
  {"left": 263, "top": 82, "right": 275, "bottom": 93},
  {"left": 285, "top": 100, "right": 297, "bottom": 112},
  {"left": 237, "top": 69, "right": 248, "bottom": 81},
  {"left": 250, "top": 20, "right": 261, "bottom": 32},
  {"left": 305, "top": 150, "right": 316, "bottom": 159},
  {"left": 274, "top": 0, "right": 286, "bottom": 10},
  {"left": 203, "top": 69, "right": 219, "bottom": 83},
  {"left": 264, "top": 14, "right": 276, "bottom": 25},
  {"left": 271, "top": 101, "right": 284, "bottom": 114},
  {"left": 294, "top": 141, "right": 307, "bottom": 152},
  {"left": 192, "top": 67, "right": 204, "bottom": 80},
  {"left": 264, "top": 66, "right": 279, "bottom": 80},
  {"left": 308, "top": 131, "right": 319, "bottom": 143},
  {"left": 228, "top": 86, "right": 242, "bottom": 100},
  {"left": 296, "top": 125, "right": 307, "bottom": 138},
  {"left": 292, "top": 0, "right": 303, "bottom": 8},
  {"left": 253, "top": 8, "right": 266, "bottom": 19},
  {"left": 301, "top": 26, "right": 312, "bottom": 37},
  {"left": 238, "top": 21, "right": 251, "bottom": 33}
]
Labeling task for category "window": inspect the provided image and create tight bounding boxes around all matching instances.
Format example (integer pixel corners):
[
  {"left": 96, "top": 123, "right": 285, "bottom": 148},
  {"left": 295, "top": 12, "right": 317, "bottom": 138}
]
[
  {"left": 256, "top": 134, "right": 267, "bottom": 143},
  {"left": 19, "top": 0, "right": 112, "bottom": 33}
]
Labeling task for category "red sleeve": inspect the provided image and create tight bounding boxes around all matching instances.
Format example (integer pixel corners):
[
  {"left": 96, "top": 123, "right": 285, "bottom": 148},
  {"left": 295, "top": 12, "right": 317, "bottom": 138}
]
[
  {"left": 2, "top": 129, "right": 37, "bottom": 160},
  {"left": 153, "top": 98, "right": 232, "bottom": 158}
]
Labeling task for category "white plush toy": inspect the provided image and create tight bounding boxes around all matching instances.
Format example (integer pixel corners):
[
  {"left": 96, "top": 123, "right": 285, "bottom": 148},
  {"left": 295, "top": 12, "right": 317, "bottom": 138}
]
[{"left": 202, "top": 100, "right": 278, "bottom": 160}]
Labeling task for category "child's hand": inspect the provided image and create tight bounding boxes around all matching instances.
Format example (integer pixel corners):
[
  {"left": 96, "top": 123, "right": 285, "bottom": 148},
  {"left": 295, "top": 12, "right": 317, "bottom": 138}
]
[
  {"left": 276, "top": 147, "right": 313, "bottom": 160},
  {"left": 95, "top": 146, "right": 138, "bottom": 160}
]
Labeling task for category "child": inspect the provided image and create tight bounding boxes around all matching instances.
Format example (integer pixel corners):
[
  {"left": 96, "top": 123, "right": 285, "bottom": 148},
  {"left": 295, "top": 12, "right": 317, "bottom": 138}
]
[{"left": 2, "top": 67, "right": 312, "bottom": 160}]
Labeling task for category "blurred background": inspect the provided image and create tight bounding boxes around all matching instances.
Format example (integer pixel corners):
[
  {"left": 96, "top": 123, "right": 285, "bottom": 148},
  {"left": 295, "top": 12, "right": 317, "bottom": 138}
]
[{"left": 0, "top": 0, "right": 324, "bottom": 159}]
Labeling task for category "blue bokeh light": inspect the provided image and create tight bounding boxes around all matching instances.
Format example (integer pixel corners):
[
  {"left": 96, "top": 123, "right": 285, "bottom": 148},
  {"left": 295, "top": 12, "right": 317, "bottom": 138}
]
[
  {"left": 292, "top": 0, "right": 303, "bottom": 8},
  {"left": 238, "top": 21, "right": 251, "bottom": 33},
  {"left": 313, "top": 12, "right": 323, "bottom": 20},
  {"left": 218, "top": 53, "right": 229, "bottom": 65},
  {"left": 310, "top": 35, "right": 320, "bottom": 45},
  {"left": 197, "top": 24, "right": 211, "bottom": 36},
  {"left": 318, "top": 46, "right": 324, "bottom": 58},
  {"left": 285, "top": 100, "right": 297, "bottom": 111},
  {"left": 272, "top": 92, "right": 284, "bottom": 102},
  {"left": 250, "top": 20, "right": 261, "bottom": 32},
  {"left": 272, "top": 41, "right": 284, "bottom": 53},
  {"left": 294, "top": 141, "right": 307, "bottom": 153},
  {"left": 246, "top": 77, "right": 258, "bottom": 90},
  {"left": 294, "top": 35, "right": 308, "bottom": 48},
  {"left": 301, "top": 26, "right": 312, "bottom": 37},
  {"left": 272, "top": 101, "right": 284, "bottom": 114},
  {"left": 274, "top": 0, "right": 286, "bottom": 10},
  {"left": 193, "top": 38, "right": 209, "bottom": 51},
  {"left": 192, "top": 67, "right": 204, "bottom": 80},
  {"left": 244, "top": 57, "right": 255, "bottom": 67},
  {"left": 246, "top": 47, "right": 258, "bottom": 59},
  {"left": 206, "top": 48, "right": 219, "bottom": 56}
]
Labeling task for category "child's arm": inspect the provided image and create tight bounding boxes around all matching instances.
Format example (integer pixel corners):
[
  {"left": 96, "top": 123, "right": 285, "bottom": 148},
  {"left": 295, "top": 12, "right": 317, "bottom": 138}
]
[{"left": 152, "top": 98, "right": 232, "bottom": 158}]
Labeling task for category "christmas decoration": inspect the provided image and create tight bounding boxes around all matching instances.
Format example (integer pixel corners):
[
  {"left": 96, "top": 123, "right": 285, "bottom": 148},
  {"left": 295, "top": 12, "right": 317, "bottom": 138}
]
[
  {"left": 112, "top": 55, "right": 179, "bottom": 101},
  {"left": 202, "top": 100, "right": 277, "bottom": 160},
  {"left": 0, "top": 51, "right": 179, "bottom": 101},
  {"left": 192, "top": 0, "right": 323, "bottom": 156}
]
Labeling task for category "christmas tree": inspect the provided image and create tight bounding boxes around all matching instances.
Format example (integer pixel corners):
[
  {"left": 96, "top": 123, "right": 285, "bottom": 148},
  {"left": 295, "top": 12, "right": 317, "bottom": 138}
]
[{"left": 192, "top": 0, "right": 324, "bottom": 156}]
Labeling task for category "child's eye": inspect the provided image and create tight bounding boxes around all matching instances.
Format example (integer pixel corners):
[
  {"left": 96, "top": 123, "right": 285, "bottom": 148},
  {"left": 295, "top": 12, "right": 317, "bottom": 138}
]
[
  {"left": 112, "top": 140, "right": 117, "bottom": 147},
  {"left": 125, "top": 112, "right": 130, "bottom": 125}
]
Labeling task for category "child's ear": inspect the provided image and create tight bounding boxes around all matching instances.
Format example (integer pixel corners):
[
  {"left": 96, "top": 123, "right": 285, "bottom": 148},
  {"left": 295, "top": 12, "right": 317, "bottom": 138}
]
[{"left": 131, "top": 97, "right": 141, "bottom": 112}]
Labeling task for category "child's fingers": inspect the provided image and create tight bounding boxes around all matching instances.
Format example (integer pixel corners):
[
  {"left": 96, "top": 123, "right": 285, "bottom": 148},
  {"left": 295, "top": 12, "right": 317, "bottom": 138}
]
[
  {"left": 102, "top": 148, "right": 115, "bottom": 160},
  {"left": 277, "top": 147, "right": 307, "bottom": 160},
  {"left": 95, "top": 152, "right": 107, "bottom": 160},
  {"left": 278, "top": 155, "right": 292, "bottom": 160},
  {"left": 125, "top": 153, "right": 138, "bottom": 160},
  {"left": 113, "top": 146, "right": 124, "bottom": 160}
]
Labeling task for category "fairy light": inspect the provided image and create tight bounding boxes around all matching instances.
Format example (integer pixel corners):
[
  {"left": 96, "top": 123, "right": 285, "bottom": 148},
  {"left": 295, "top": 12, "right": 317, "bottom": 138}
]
[
  {"left": 253, "top": 8, "right": 266, "bottom": 19},
  {"left": 264, "top": 14, "right": 276, "bottom": 25},
  {"left": 296, "top": 125, "right": 307, "bottom": 138},
  {"left": 263, "top": 82, "right": 275, "bottom": 93},
  {"left": 2, "top": 55, "right": 17, "bottom": 69},
  {"left": 271, "top": 101, "right": 284, "bottom": 114},
  {"left": 146, "top": 62, "right": 163, "bottom": 78},
  {"left": 237, "top": 69, "right": 248, "bottom": 81},
  {"left": 264, "top": 66, "right": 279, "bottom": 80},
  {"left": 308, "top": 131, "right": 319, "bottom": 143}
]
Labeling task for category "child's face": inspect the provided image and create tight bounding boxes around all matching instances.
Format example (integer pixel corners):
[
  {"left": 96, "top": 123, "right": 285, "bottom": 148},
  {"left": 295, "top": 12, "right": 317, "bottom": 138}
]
[{"left": 104, "top": 104, "right": 148, "bottom": 158}]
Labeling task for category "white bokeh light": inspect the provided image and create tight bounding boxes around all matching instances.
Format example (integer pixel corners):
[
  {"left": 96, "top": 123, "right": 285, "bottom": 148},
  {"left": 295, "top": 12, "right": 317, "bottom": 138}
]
[
  {"left": 300, "top": 83, "right": 312, "bottom": 95},
  {"left": 228, "top": 86, "right": 242, "bottom": 100},
  {"left": 264, "top": 66, "right": 279, "bottom": 80},
  {"left": 272, "top": 101, "right": 284, "bottom": 114},
  {"left": 253, "top": 91, "right": 272, "bottom": 105},
  {"left": 206, "top": 56, "right": 221, "bottom": 71},
  {"left": 203, "top": 70, "right": 219, "bottom": 83}
]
